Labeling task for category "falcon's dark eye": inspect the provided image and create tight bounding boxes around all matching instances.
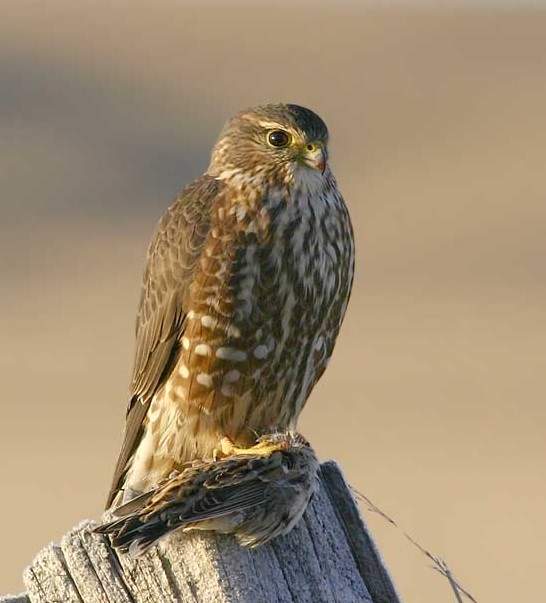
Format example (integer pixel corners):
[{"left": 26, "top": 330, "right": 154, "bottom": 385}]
[{"left": 267, "top": 130, "right": 291, "bottom": 148}]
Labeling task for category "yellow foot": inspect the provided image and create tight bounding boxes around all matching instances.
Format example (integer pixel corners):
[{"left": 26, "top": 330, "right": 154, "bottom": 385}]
[{"left": 214, "top": 436, "right": 286, "bottom": 460}]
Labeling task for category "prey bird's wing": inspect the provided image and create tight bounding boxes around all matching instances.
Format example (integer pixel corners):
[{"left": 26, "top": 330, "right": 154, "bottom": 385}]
[
  {"left": 106, "top": 175, "right": 221, "bottom": 508},
  {"left": 156, "top": 454, "right": 287, "bottom": 523},
  {"left": 98, "top": 452, "right": 287, "bottom": 554}
]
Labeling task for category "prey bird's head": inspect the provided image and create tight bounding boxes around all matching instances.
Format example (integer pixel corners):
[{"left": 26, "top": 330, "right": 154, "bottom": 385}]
[{"left": 208, "top": 103, "right": 329, "bottom": 187}]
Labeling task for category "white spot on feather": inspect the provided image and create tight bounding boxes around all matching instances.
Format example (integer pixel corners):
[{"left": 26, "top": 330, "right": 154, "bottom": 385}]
[
  {"left": 201, "top": 315, "right": 216, "bottom": 329},
  {"left": 221, "top": 385, "right": 235, "bottom": 397},
  {"left": 174, "top": 385, "right": 187, "bottom": 398},
  {"left": 216, "top": 347, "right": 247, "bottom": 362},
  {"left": 223, "top": 369, "right": 240, "bottom": 383},
  {"left": 234, "top": 204, "right": 247, "bottom": 221},
  {"left": 253, "top": 345, "right": 269, "bottom": 360},
  {"left": 196, "top": 373, "right": 214, "bottom": 388},
  {"left": 195, "top": 344, "right": 211, "bottom": 357}
]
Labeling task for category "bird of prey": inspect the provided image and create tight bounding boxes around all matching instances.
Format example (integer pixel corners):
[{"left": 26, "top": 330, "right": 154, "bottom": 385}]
[
  {"left": 106, "top": 103, "right": 354, "bottom": 508},
  {"left": 97, "top": 432, "right": 318, "bottom": 555}
]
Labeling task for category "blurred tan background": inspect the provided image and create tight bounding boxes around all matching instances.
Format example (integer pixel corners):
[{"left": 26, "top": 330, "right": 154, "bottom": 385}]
[{"left": 1, "top": 1, "right": 545, "bottom": 601}]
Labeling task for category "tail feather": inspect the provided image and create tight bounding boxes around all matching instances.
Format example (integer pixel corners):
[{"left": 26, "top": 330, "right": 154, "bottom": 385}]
[{"left": 96, "top": 514, "right": 169, "bottom": 556}]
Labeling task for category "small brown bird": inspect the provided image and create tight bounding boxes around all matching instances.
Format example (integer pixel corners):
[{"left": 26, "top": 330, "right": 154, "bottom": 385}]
[
  {"left": 106, "top": 103, "right": 354, "bottom": 508},
  {"left": 97, "top": 432, "right": 318, "bottom": 556}
]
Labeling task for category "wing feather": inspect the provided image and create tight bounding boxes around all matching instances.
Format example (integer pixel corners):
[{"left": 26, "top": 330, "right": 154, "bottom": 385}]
[{"left": 105, "top": 175, "right": 222, "bottom": 508}]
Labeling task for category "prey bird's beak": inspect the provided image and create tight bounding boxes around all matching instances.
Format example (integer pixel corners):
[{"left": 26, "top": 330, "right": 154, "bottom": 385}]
[{"left": 300, "top": 143, "right": 327, "bottom": 175}]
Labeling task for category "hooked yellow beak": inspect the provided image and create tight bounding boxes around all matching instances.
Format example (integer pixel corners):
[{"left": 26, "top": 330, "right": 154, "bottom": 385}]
[{"left": 299, "top": 142, "right": 327, "bottom": 174}]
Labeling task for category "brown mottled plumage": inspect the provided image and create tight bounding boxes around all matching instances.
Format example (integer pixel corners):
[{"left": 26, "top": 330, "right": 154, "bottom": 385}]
[
  {"left": 97, "top": 432, "right": 318, "bottom": 555},
  {"left": 106, "top": 104, "right": 354, "bottom": 508}
]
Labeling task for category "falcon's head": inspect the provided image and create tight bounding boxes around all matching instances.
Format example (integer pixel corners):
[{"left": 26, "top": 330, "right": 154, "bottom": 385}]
[{"left": 208, "top": 103, "right": 329, "bottom": 187}]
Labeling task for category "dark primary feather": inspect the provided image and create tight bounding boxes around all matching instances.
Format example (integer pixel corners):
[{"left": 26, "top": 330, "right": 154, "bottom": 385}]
[{"left": 105, "top": 175, "right": 222, "bottom": 508}]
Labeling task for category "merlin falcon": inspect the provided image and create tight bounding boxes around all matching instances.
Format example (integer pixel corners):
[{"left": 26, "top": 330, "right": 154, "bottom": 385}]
[{"left": 106, "top": 104, "right": 355, "bottom": 508}]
